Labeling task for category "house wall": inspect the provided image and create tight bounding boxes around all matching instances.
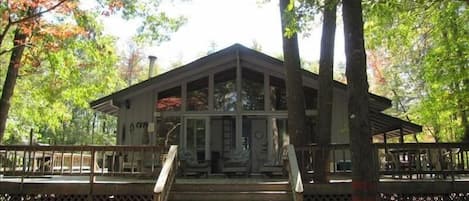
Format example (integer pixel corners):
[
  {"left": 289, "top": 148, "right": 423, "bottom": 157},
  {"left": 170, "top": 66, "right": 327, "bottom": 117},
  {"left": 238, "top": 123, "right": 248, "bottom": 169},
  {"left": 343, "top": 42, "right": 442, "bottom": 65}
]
[
  {"left": 331, "top": 88, "right": 349, "bottom": 144},
  {"left": 117, "top": 92, "right": 154, "bottom": 145}
]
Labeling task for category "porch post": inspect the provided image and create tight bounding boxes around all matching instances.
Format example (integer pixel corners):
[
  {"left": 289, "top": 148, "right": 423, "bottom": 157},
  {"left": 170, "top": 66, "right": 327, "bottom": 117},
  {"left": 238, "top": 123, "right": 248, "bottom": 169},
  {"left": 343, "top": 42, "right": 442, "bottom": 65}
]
[
  {"left": 383, "top": 132, "right": 387, "bottom": 153},
  {"left": 399, "top": 128, "right": 404, "bottom": 144},
  {"left": 264, "top": 73, "right": 270, "bottom": 111},
  {"left": 208, "top": 73, "right": 214, "bottom": 112},
  {"left": 181, "top": 82, "right": 187, "bottom": 112},
  {"left": 235, "top": 49, "right": 242, "bottom": 150}
]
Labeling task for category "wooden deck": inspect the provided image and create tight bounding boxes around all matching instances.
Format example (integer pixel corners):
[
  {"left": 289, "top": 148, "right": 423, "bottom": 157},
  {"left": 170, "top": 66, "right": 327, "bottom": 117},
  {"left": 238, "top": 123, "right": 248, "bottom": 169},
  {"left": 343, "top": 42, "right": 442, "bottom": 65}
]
[{"left": 1, "top": 144, "right": 469, "bottom": 201}]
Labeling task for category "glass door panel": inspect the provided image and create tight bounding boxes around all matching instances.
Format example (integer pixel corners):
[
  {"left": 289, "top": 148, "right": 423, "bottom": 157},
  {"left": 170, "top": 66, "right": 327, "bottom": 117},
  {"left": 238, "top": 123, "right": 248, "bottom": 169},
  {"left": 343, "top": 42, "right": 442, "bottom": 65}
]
[{"left": 185, "top": 118, "right": 208, "bottom": 162}]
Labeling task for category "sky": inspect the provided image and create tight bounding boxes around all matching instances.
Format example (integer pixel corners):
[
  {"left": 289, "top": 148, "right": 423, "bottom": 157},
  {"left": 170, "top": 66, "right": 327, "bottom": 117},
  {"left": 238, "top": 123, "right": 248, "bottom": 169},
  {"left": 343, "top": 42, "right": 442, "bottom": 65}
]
[{"left": 102, "top": 0, "right": 345, "bottom": 71}]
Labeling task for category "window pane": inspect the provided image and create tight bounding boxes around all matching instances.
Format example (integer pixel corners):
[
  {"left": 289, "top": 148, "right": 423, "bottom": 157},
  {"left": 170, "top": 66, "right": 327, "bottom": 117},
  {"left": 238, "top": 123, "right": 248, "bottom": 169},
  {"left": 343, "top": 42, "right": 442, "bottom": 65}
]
[
  {"left": 187, "top": 77, "right": 208, "bottom": 111},
  {"left": 304, "top": 86, "right": 318, "bottom": 110},
  {"left": 242, "top": 68, "right": 264, "bottom": 110},
  {"left": 156, "top": 87, "right": 182, "bottom": 112},
  {"left": 186, "top": 119, "right": 206, "bottom": 162},
  {"left": 270, "top": 76, "right": 287, "bottom": 111},
  {"left": 214, "top": 68, "right": 237, "bottom": 111}
]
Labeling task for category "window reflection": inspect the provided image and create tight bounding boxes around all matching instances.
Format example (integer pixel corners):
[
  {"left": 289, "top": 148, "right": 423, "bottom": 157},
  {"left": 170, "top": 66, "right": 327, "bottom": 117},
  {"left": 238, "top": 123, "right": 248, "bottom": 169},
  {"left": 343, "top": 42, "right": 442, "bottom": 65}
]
[
  {"left": 187, "top": 77, "right": 208, "bottom": 111},
  {"left": 270, "top": 76, "right": 287, "bottom": 111},
  {"left": 304, "top": 86, "right": 318, "bottom": 110},
  {"left": 186, "top": 119, "right": 206, "bottom": 161},
  {"left": 156, "top": 87, "right": 181, "bottom": 112},
  {"left": 242, "top": 68, "right": 264, "bottom": 110},
  {"left": 214, "top": 68, "right": 237, "bottom": 111}
]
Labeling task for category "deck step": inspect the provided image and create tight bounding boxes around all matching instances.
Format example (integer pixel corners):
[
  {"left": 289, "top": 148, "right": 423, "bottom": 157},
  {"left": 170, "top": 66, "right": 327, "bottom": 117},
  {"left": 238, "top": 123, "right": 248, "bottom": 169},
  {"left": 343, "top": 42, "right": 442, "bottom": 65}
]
[
  {"left": 169, "top": 182, "right": 292, "bottom": 201},
  {"left": 172, "top": 183, "right": 289, "bottom": 192}
]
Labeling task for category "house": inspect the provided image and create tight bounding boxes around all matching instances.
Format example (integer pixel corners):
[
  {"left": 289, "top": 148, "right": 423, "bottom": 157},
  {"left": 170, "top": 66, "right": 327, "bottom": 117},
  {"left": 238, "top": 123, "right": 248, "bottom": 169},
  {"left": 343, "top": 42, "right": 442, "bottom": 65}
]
[
  {"left": 90, "top": 44, "right": 422, "bottom": 174},
  {"left": 3, "top": 44, "right": 467, "bottom": 201}
]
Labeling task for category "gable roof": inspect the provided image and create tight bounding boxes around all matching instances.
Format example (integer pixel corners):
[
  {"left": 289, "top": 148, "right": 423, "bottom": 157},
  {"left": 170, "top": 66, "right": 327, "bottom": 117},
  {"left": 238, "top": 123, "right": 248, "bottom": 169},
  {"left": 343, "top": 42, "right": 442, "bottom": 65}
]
[{"left": 90, "top": 43, "right": 391, "bottom": 114}]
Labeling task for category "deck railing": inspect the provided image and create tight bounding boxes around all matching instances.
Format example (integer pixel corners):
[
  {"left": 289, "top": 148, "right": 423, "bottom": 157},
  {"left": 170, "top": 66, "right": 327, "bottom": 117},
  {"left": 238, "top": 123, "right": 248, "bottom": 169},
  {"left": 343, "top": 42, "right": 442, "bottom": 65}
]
[
  {"left": 296, "top": 143, "right": 469, "bottom": 181},
  {"left": 285, "top": 145, "right": 304, "bottom": 201},
  {"left": 296, "top": 143, "right": 352, "bottom": 181},
  {"left": 375, "top": 143, "right": 469, "bottom": 180},
  {"left": 0, "top": 145, "right": 164, "bottom": 177},
  {"left": 153, "top": 145, "right": 178, "bottom": 201}
]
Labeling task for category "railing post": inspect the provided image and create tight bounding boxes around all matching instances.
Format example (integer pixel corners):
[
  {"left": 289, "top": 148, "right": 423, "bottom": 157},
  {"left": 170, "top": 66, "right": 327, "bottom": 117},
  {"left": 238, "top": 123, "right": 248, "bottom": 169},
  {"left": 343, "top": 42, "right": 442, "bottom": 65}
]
[
  {"left": 89, "top": 147, "right": 96, "bottom": 201},
  {"left": 285, "top": 145, "right": 303, "bottom": 201},
  {"left": 154, "top": 145, "right": 178, "bottom": 201}
]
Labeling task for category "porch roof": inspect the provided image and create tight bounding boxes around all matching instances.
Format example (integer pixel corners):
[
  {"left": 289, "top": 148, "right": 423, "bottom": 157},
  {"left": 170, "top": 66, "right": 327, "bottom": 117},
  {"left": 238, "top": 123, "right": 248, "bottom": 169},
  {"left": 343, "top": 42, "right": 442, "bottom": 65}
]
[{"left": 371, "top": 111, "right": 422, "bottom": 138}]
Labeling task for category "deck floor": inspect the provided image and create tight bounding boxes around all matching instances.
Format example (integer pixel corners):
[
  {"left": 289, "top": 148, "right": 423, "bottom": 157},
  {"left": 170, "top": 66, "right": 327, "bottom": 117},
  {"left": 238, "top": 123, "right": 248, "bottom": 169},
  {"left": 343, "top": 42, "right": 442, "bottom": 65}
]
[{"left": 0, "top": 173, "right": 289, "bottom": 184}]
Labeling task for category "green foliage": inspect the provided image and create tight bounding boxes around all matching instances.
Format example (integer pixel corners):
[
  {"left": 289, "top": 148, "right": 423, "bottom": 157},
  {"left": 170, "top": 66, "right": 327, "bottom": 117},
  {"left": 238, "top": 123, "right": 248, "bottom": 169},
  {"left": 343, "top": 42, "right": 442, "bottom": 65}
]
[
  {"left": 1, "top": 0, "right": 186, "bottom": 144},
  {"left": 4, "top": 15, "right": 123, "bottom": 144},
  {"left": 364, "top": 1, "right": 469, "bottom": 142},
  {"left": 96, "top": 0, "right": 186, "bottom": 45}
]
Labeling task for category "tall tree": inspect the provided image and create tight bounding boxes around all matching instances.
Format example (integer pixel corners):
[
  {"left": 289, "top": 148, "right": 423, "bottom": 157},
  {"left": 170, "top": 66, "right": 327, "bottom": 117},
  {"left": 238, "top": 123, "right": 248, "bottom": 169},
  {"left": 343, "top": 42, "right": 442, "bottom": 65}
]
[
  {"left": 0, "top": 1, "right": 70, "bottom": 142},
  {"left": 0, "top": 28, "right": 28, "bottom": 143},
  {"left": 343, "top": 0, "right": 377, "bottom": 200},
  {"left": 314, "top": 0, "right": 337, "bottom": 183},
  {"left": 364, "top": 1, "right": 469, "bottom": 142},
  {"left": 0, "top": 0, "right": 185, "bottom": 143},
  {"left": 279, "top": 0, "right": 306, "bottom": 147}
]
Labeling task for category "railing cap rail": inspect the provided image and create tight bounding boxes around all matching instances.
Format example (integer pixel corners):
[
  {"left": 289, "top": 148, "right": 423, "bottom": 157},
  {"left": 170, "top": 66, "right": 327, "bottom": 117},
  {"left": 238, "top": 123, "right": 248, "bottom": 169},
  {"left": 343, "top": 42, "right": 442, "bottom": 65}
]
[
  {"left": 287, "top": 144, "right": 304, "bottom": 193},
  {"left": 153, "top": 145, "right": 178, "bottom": 193}
]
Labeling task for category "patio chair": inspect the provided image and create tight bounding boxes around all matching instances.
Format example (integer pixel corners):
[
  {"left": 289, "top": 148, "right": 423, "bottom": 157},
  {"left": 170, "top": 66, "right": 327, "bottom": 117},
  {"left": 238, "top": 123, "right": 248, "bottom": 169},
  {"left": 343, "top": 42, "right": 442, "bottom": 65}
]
[
  {"left": 180, "top": 151, "right": 210, "bottom": 177},
  {"left": 383, "top": 152, "right": 400, "bottom": 178},
  {"left": 222, "top": 149, "right": 249, "bottom": 176}
]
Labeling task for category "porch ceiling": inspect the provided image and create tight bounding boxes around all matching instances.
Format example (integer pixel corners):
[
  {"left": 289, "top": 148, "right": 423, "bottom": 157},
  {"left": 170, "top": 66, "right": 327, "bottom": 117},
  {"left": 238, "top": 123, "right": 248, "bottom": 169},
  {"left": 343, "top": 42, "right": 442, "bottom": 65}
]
[
  {"left": 91, "top": 100, "right": 118, "bottom": 116},
  {"left": 371, "top": 111, "right": 422, "bottom": 138}
]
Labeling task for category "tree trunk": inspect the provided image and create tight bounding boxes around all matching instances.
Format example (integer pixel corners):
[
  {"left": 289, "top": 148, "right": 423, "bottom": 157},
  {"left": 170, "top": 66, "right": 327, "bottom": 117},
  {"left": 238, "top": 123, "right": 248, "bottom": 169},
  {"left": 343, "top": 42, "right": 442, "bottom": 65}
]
[
  {"left": 342, "top": 0, "right": 377, "bottom": 200},
  {"left": 314, "top": 0, "right": 337, "bottom": 184},
  {"left": 461, "top": 104, "right": 469, "bottom": 142},
  {"left": 0, "top": 29, "right": 28, "bottom": 143},
  {"left": 279, "top": 0, "right": 306, "bottom": 147}
]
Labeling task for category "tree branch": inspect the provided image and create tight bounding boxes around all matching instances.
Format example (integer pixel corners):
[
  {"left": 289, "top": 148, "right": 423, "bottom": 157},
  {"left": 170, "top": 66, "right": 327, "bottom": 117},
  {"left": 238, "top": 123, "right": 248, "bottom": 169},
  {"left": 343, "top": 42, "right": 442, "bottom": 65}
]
[
  {"left": 0, "top": 43, "right": 33, "bottom": 56},
  {"left": 11, "top": 0, "right": 69, "bottom": 25},
  {"left": 0, "top": 18, "right": 12, "bottom": 48}
]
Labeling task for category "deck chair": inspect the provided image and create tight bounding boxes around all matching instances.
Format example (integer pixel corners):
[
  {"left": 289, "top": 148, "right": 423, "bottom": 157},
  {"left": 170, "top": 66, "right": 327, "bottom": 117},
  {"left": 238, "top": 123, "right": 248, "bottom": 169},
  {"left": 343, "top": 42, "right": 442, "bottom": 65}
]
[
  {"left": 222, "top": 149, "right": 249, "bottom": 176},
  {"left": 180, "top": 151, "right": 210, "bottom": 177},
  {"left": 384, "top": 152, "right": 400, "bottom": 179}
]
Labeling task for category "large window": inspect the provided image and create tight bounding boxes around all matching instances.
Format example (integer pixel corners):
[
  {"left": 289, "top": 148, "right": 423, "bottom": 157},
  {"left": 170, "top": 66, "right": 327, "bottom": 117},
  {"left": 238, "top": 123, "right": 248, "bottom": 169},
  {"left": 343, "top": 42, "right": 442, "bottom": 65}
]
[
  {"left": 214, "top": 68, "right": 237, "bottom": 111},
  {"left": 156, "top": 86, "right": 181, "bottom": 112},
  {"left": 270, "top": 76, "right": 287, "bottom": 111},
  {"left": 242, "top": 68, "right": 264, "bottom": 110},
  {"left": 187, "top": 77, "right": 208, "bottom": 111}
]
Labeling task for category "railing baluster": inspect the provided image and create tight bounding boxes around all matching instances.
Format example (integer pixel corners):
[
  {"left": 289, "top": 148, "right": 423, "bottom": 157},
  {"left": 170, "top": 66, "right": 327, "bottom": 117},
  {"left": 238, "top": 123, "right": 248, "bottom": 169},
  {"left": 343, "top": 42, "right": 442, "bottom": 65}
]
[
  {"left": 101, "top": 150, "right": 106, "bottom": 175},
  {"left": 13, "top": 150, "right": 17, "bottom": 176},
  {"left": 41, "top": 151, "right": 45, "bottom": 174},
  {"left": 80, "top": 147, "right": 83, "bottom": 174},
  {"left": 111, "top": 150, "right": 116, "bottom": 175},
  {"left": 151, "top": 147, "right": 156, "bottom": 173},
  {"left": 32, "top": 148, "right": 36, "bottom": 173},
  {"left": 70, "top": 152, "right": 74, "bottom": 174},
  {"left": 131, "top": 149, "right": 135, "bottom": 174},
  {"left": 61, "top": 149, "right": 65, "bottom": 174}
]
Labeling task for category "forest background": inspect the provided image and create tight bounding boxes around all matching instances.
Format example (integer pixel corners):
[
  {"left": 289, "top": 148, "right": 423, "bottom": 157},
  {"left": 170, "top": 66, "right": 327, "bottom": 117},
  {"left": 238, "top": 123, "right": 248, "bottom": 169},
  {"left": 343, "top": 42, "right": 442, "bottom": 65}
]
[{"left": 0, "top": 0, "right": 467, "bottom": 145}]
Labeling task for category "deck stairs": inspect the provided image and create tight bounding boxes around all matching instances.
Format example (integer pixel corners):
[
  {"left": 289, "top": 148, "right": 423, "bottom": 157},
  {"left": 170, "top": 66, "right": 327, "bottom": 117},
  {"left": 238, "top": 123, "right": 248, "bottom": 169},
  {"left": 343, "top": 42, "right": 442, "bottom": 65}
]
[{"left": 168, "top": 177, "right": 292, "bottom": 201}]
